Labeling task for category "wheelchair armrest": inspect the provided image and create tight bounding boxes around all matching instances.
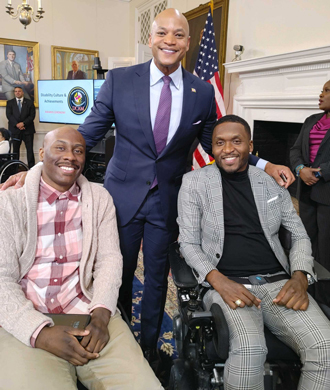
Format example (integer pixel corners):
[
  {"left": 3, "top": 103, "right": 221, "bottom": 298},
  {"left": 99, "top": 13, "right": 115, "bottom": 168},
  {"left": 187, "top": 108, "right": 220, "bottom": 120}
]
[
  {"left": 169, "top": 242, "right": 198, "bottom": 289},
  {"left": 279, "top": 225, "right": 292, "bottom": 252},
  {"left": 314, "top": 260, "right": 330, "bottom": 281}
]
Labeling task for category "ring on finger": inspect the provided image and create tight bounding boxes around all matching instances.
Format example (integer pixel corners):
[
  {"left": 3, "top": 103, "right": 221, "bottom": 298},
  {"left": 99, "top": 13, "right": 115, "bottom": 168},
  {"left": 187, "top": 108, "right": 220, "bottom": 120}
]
[{"left": 235, "top": 299, "right": 242, "bottom": 307}]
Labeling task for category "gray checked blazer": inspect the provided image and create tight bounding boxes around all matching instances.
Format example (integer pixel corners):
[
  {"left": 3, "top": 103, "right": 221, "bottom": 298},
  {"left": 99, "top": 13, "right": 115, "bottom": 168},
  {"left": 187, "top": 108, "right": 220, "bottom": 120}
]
[{"left": 177, "top": 164, "right": 315, "bottom": 284}]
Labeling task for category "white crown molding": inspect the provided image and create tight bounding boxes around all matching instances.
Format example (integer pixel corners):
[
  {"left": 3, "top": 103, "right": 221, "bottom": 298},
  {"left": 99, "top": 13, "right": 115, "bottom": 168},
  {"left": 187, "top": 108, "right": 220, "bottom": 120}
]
[
  {"left": 239, "top": 63, "right": 330, "bottom": 79},
  {"left": 224, "top": 45, "right": 330, "bottom": 75}
]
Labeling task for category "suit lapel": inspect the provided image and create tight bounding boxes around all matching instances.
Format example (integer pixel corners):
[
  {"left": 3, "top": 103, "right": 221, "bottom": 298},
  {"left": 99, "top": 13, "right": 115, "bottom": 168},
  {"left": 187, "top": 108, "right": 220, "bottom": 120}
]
[
  {"left": 249, "top": 169, "right": 271, "bottom": 241},
  {"left": 12, "top": 99, "right": 20, "bottom": 117},
  {"left": 208, "top": 164, "right": 225, "bottom": 249},
  {"left": 20, "top": 99, "right": 27, "bottom": 117},
  {"left": 133, "top": 61, "right": 157, "bottom": 156},
  {"left": 160, "top": 68, "right": 197, "bottom": 157}
]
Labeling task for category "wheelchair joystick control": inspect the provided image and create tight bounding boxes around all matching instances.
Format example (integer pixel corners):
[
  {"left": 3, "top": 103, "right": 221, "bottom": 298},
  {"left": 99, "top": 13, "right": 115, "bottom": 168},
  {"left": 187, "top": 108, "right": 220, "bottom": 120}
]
[{"left": 187, "top": 290, "right": 199, "bottom": 312}]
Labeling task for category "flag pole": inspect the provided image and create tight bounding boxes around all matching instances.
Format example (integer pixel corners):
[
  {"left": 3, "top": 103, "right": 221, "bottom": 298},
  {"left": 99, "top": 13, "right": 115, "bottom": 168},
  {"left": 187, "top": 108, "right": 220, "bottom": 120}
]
[{"left": 208, "top": 0, "right": 214, "bottom": 15}]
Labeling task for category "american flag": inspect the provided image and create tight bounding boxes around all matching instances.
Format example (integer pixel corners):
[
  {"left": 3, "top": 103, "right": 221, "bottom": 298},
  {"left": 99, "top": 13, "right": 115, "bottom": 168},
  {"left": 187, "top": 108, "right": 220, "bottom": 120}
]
[{"left": 192, "top": 7, "right": 226, "bottom": 169}]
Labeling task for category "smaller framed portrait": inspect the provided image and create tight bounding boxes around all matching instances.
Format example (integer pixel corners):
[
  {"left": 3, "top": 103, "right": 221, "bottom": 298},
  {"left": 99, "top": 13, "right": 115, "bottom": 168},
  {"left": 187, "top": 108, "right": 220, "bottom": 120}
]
[
  {"left": 51, "top": 46, "right": 99, "bottom": 80},
  {"left": 0, "top": 38, "right": 39, "bottom": 106}
]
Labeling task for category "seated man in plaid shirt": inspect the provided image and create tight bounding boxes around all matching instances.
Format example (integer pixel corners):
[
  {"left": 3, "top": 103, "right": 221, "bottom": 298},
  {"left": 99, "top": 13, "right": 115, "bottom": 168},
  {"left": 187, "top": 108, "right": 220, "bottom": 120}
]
[{"left": 0, "top": 127, "right": 162, "bottom": 390}]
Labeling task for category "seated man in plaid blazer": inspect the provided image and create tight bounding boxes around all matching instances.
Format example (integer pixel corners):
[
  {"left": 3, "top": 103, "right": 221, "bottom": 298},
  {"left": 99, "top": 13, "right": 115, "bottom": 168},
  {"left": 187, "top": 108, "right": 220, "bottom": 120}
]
[
  {"left": 0, "top": 127, "right": 162, "bottom": 390},
  {"left": 177, "top": 115, "right": 330, "bottom": 390}
]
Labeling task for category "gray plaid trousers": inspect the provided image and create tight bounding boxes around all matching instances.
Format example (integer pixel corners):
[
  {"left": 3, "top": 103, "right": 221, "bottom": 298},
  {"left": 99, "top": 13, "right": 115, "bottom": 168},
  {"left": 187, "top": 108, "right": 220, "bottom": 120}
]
[{"left": 204, "top": 280, "right": 330, "bottom": 390}]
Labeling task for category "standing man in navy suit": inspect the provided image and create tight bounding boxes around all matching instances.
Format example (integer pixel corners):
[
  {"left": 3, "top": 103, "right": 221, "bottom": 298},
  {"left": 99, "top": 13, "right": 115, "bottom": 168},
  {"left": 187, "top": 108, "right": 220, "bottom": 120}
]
[
  {"left": 78, "top": 8, "right": 294, "bottom": 365},
  {"left": 6, "top": 86, "right": 35, "bottom": 168}
]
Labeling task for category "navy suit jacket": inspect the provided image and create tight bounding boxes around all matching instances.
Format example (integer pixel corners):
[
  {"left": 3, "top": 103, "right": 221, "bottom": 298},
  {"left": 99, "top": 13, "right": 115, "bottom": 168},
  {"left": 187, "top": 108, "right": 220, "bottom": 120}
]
[{"left": 79, "top": 60, "right": 258, "bottom": 229}]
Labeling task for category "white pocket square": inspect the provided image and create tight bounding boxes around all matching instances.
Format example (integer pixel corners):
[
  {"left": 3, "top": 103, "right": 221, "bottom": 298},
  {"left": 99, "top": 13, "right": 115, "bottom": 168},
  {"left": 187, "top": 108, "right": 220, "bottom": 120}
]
[
  {"left": 267, "top": 196, "right": 278, "bottom": 203},
  {"left": 193, "top": 120, "right": 201, "bottom": 125}
]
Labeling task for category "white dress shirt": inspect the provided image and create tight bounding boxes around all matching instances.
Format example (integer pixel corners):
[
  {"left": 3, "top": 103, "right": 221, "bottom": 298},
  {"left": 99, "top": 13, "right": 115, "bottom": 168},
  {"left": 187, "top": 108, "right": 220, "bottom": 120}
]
[
  {"left": 150, "top": 59, "right": 183, "bottom": 145},
  {"left": 16, "top": 97, "right": 24, "bottom": 106}
]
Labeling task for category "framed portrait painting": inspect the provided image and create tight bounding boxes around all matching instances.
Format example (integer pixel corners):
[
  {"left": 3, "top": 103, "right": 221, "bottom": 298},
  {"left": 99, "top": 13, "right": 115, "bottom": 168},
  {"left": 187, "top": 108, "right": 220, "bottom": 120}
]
[
  {"left": 51, "top": 46, "right": 99, "bottom": 80},
  {"left": 0, "top": 38, "right": 39, "bottom": 106},
  {"left": 183, "top": 0, "right": 229, "bottom": 85}
]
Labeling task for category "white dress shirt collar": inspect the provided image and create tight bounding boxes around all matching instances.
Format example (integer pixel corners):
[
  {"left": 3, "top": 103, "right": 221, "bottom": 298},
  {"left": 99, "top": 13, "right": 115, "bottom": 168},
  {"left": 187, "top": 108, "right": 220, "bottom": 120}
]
[
  {"left": 16, "top": 97, "right": 24, "bottom": 104},
  {"left": 150, "top": 59, "right": 182, "bottom": 90}
]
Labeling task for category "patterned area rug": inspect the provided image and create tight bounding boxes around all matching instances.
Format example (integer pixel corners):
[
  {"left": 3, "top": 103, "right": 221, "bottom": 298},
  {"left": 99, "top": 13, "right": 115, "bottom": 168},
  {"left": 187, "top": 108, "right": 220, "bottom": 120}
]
[{"left": 132, "top": 251, "right": 178, "bottom": 360}]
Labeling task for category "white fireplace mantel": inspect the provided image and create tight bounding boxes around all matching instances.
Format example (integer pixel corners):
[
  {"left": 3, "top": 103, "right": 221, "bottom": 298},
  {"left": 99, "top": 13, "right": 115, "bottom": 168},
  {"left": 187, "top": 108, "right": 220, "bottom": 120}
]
[{"left": 224, "top": 45, "right": 330, "bottom": 134}]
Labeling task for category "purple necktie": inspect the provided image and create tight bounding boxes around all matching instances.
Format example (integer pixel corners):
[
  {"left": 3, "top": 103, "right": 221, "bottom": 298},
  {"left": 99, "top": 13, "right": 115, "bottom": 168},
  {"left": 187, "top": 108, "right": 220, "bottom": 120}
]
[
  {"left": 150, "top": 76, "right": 172, "bottom": 188},
  {"left": 154, "top": 76, "right": 172, "bottom": 155}
]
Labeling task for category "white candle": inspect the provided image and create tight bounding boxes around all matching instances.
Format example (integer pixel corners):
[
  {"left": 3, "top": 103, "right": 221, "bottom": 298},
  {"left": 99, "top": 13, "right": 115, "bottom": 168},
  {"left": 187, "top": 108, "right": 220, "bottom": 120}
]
[
  {"left": 38, "top": 0, "right": 42, "bottom": 9},
  {"left": 8, "top": 0, "right": 12, "bottom": 5}
]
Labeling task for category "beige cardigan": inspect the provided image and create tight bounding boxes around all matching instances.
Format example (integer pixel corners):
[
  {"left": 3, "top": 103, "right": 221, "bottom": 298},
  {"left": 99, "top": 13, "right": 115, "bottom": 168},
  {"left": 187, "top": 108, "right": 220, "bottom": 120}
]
[{"left": 0, "top": 165, "right": 123, "bottom": 346}]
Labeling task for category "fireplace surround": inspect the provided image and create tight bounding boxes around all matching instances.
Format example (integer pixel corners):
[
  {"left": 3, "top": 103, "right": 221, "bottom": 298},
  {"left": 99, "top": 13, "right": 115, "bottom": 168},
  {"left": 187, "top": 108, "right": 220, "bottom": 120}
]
[{"left": 224, "top": 45, "right": 330, "bottom": 137}]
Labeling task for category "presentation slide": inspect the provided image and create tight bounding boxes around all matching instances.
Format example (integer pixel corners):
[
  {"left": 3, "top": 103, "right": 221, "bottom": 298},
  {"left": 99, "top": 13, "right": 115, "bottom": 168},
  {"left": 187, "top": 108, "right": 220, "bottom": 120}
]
[{"left": 38, "top": 80, "right": 94, "bottom": 125}]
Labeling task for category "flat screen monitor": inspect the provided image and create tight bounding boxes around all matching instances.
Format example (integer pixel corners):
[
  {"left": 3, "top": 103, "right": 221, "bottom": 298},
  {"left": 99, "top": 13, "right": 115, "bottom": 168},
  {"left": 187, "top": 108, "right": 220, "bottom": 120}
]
[
  {"left": 94, "top": 79, "right": 105, "bottom": 101},
  {"left": 38, "top": 80, "right": 94, "bottom": 125}
]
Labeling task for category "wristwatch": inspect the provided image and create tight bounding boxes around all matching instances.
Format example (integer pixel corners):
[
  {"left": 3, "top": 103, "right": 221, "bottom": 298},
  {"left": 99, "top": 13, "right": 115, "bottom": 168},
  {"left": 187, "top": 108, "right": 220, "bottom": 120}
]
[{"left": 295, "top": 270, "right": 315, "bottom": 285}]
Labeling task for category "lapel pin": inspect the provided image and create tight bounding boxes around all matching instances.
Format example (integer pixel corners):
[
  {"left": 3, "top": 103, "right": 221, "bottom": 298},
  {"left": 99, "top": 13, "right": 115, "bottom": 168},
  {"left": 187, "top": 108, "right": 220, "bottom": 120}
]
[{"left": 191, "top": 88, "right": 196, "bottom": 93}]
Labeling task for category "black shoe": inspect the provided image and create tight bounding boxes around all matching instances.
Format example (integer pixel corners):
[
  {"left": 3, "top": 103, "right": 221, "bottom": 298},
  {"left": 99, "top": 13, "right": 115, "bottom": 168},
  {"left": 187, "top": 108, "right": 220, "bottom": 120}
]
[
  {"left": 143, "top": 348, "right": 160, "bottom": 366},
  {"left": 143, "top": 348, "right": 170, "bottom": 388}
]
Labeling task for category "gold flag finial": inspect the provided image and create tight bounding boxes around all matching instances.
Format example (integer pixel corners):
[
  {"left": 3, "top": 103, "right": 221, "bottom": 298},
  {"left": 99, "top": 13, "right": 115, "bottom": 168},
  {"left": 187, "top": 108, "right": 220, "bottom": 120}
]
[{"left": 208, "top": 0, "right": 214, "bottom": 15}]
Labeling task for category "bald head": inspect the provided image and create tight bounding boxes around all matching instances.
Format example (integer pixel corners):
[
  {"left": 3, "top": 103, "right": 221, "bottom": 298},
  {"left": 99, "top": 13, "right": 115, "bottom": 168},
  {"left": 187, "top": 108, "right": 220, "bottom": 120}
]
[
  {"left": 151, "top": 8, "right": 189, "bottom": 35},
  {"left": 149, "top": 8, "right": 190, "bottom": 76},
  {"left": 43, "top": 126, "right": 85, "bottom": 148},
  {"left": 40, "top": 127, "right": 86, "bottom": 192},
  {"left": 71, "top": 61, "right": 78, "bottom": 72}
]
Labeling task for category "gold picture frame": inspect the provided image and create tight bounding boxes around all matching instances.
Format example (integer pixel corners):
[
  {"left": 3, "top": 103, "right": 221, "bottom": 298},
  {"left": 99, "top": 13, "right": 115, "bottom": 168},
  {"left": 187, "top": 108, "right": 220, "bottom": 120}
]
[
  {"left": 183, "top": 0, "right": 229, "bottom": 86},
  {"left": 51, "top": 46, "right": 99, "bottom": 80},
  {"left": 0, "top": 38, "right": 39, "bottom": 107}
]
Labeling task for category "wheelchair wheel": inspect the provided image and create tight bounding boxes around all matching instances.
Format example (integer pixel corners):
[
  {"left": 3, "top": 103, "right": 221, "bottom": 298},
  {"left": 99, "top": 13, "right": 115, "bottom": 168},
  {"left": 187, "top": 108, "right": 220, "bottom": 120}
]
[{"left": 0, "top": 160, "right": 29, "bottom": 184}]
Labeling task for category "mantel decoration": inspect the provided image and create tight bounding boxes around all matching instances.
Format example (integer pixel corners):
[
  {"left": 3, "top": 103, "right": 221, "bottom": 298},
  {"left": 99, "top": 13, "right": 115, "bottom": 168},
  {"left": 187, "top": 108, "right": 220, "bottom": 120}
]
[{"left": 5, "top": 0, "right": 45, "bottom": 29}]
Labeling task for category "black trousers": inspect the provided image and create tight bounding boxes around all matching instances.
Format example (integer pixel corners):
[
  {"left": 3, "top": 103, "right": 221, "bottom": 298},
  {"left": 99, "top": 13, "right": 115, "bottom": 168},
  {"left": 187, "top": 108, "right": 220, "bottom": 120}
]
[
  {"left": 12, "top": 131, "right": 35, "bottom": 168},
  {"left": 299, "top": 185, "right": 330, "bottom": 305}
]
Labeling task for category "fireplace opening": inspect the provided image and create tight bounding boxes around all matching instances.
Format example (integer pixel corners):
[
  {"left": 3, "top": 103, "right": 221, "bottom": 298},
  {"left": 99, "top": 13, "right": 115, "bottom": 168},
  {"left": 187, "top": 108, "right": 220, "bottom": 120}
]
[{"left": 252, "top": 120, "right": 303, "bottom": 196}]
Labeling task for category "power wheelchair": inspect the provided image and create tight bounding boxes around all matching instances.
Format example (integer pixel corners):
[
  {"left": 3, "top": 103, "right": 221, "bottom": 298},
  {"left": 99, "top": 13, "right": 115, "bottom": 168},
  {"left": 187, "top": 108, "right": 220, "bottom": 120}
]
[
  {"left": 168, "top": 230, "right": 330, "bottom": 390},
  {"left": 0, "top": 133, "right": 29, "bottom": 184}
]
